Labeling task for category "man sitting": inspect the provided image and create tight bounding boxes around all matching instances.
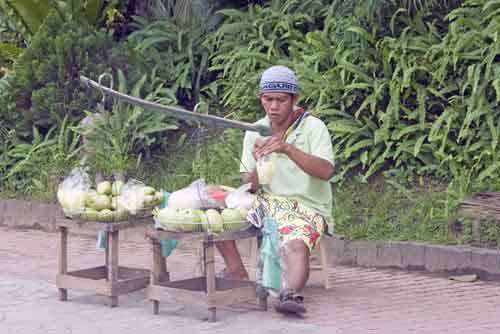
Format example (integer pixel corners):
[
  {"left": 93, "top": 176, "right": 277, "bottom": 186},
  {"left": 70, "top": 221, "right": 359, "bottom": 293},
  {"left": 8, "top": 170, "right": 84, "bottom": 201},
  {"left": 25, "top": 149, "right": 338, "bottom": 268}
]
[{"left": 216, "top": 65, "right": 334, "bottom": 314}]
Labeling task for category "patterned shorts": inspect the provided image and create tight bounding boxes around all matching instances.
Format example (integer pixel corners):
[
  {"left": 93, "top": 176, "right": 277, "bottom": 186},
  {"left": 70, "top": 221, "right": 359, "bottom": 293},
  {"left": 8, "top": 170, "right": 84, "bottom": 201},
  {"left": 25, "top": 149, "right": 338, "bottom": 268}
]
[{"left": 256, "top": 192, "right": 327, "bottom": 251}]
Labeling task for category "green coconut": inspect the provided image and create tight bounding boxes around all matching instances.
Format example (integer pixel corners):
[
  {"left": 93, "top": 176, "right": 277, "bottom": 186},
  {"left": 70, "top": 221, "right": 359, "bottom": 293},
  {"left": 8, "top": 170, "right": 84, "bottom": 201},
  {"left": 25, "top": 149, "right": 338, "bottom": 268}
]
[
  {"left": 112, "top": 180, "right": 125, "bottom": 196},
  {"left": 83, "top": 208, "right": 99, "bottom": 221},
  {"left": 113, "top": 209, "right": 128, "bottom": 222},
  {"left": 143, "top": 186, "right": 156, "bottom": 196},
  {"left": 154, "top": 191, "right": 164, "bottom": 206},
  {"left": 206, "top": 209, "right": 224, "bottom": 233},
  {"left": 98, "top": 209, "right": 114, "bottom": 222},
  {"left": 222, "top": 208, "right": 249, "bottom": 231}
]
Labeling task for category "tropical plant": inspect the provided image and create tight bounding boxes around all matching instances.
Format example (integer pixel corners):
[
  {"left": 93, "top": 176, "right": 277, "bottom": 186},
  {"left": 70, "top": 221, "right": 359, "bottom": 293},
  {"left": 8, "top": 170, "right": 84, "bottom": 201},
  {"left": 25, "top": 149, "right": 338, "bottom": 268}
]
[
  {"left": 3, "top": 11, "right": 157, "bottom": 138},
  {"left": 0, "top": 115, "right": 83, "bottom": 197},
  {"left": 0, "top": 0, "right": 107, "bottom": 39},
  {"left": 81, "top": 69, "right": 178, "bottom": 177},
  {"left": 210, "top": 0, "right": 500, "bottom": 184},
  {"left": 209, "top": 0, "right": 328, "bottom": 120},
  {"left": 127, "top": 0, "right": 223, "bottom": 110}
]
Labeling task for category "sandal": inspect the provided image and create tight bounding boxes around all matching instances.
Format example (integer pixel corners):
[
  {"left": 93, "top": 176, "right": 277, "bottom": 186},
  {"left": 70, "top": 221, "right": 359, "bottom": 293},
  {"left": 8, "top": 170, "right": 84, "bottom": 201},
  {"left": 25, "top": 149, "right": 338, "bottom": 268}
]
[{"left": 275, "top": 289, "right": 307, "bottom": 314}]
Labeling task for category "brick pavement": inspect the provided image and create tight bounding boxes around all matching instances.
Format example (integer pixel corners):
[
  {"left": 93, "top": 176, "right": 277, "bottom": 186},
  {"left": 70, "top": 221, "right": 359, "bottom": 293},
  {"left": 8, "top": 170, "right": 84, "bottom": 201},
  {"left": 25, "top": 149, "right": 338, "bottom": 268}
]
[{"left": 1, "top": 226, "right": 500, "bottom": 333}]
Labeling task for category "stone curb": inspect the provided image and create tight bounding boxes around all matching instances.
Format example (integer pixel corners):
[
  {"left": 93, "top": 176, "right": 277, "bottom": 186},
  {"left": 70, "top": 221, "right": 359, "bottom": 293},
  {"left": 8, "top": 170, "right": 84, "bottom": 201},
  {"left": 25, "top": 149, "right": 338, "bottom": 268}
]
[
  {"left": 2, "top": 199, "right": 500, "bottom": 280},
  {"left": 322, "top": 236, "right": 500, "bottom": 281}
]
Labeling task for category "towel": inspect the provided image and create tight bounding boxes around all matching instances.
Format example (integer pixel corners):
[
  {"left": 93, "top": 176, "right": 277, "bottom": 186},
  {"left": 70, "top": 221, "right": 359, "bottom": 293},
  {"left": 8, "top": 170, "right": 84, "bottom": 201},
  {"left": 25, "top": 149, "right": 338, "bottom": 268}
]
[{"left": 259, "top": 216, "right": 281, "bottom": 291}]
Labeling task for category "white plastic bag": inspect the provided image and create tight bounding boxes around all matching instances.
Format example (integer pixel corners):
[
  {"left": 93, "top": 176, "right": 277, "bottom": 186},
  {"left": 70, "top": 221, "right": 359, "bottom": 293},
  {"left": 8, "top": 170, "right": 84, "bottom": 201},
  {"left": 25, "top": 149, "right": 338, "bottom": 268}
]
[
  {"left": 225, "top": 183, "right": 255, "bottom": 209},
  {"left": 168, "top": 179, "right": 226, "bottom": 209},
  {"left": 57, "top": 167, "right": 91, "bottom": 217},
  {"left": 116, "top": 179, "right": 146, "bottom": 215}
]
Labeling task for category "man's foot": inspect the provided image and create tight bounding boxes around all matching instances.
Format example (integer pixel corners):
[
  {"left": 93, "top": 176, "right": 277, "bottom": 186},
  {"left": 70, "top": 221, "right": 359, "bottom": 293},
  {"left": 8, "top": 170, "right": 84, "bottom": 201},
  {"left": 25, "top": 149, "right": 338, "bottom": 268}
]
[
  {"left": 216, "top": 268, "right": 249, "bottom": 281},
  {"left": 275, "top": 289, "right": 307, "bottom": 314}
]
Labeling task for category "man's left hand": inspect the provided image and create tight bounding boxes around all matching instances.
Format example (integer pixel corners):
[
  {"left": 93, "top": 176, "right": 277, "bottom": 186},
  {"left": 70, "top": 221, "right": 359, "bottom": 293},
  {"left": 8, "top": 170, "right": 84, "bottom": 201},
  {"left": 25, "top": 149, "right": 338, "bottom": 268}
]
[{"left": 254, "top": 135, "right": 290, "bottom": 159}]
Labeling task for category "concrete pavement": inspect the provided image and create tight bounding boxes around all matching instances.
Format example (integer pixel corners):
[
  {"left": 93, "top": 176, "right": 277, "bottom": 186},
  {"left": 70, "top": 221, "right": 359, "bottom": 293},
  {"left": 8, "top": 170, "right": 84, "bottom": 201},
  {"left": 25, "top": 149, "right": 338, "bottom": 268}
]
[{"left": 1, "top": 226, "right": 500, "bottom": 333}]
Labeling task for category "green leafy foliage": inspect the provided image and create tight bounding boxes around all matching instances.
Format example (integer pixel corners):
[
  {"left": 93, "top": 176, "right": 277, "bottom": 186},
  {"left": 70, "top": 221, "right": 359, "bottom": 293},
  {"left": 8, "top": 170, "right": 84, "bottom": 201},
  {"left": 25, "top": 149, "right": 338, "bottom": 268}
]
[
  {"left": 0, "top": 115, "right": 82, "bottom": 199},
  {"left": 3, "top": 11, "right": 154, "bottom": 138},
  {"left": 127, "top": 0, "right": 220, "bottom": 110},
  {"left": 0, "top": 0, "right": 107, "bottom": 38},
  {"left": 211, "top": 0, "right": 500, "bottom": 184},
  {"left": 80, "top": 69, "right": 178, "bottom": 177}
]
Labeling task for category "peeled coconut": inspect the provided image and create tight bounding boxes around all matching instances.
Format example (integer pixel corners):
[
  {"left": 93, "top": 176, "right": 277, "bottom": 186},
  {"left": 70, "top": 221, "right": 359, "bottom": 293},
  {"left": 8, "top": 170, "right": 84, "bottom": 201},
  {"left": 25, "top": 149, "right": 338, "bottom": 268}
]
[
  {"left": 57, "top": 188, "right": 86, "bottom": 216},
  {"left": 97, "top": 181, "right": 112, "bottom": 195}
]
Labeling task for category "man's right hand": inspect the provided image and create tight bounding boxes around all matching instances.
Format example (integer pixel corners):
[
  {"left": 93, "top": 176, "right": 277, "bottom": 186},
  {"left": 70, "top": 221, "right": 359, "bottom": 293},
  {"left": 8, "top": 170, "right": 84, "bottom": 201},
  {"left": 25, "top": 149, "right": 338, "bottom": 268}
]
[
  {"left": 241, "top": 170, "right": 260, "bottom": 193},
  {"left": 252, "top": 138, "right": 267, "bottom": 160}
]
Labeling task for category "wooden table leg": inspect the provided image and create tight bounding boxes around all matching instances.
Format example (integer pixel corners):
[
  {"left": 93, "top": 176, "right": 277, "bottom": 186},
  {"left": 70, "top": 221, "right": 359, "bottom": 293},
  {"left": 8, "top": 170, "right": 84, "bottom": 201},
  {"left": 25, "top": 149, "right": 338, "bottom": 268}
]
[
  {"left": 319, "top": 238, "right": 331, "bottom": 290},
  {"left": 105, "top": 231, "right": 110, "bottom": 269},
  {"left": 151, "top": 238, "right": 167, "bottom": 314},
  {"left": 205, "top": 239, "right": 216, "bottom": 322},
  {"left": 107, "top": 230, "right": 119, "bottom": 307},
  {"left": 57, "top": 226, "right": 68, "bottom": 301}
]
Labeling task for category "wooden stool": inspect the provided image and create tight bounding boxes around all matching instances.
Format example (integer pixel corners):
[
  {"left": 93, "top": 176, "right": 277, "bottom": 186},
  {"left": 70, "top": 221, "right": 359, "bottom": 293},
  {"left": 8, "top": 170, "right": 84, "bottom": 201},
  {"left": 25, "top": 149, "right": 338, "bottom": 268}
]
[
  {"left": 146, "top": 227, "right": 267, "bottom": 322},
  {"left": 56, "top": 218, "right": 151, "bottom": 307}
]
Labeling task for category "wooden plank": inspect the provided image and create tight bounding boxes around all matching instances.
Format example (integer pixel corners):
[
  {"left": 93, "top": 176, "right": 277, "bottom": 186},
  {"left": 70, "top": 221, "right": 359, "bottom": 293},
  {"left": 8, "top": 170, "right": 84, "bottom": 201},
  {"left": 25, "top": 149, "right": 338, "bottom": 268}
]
[
  {"left": 146, "top": 226, "right": 261, "bottom": 243},
  {"left": 318, "top": 238, "right": 331, "bottom": 290},
  {"left": 68, "top": 266, "right": 107, "bottom": 280},
  {"left": 55, "top": 217, "right": 151, "bottom": 232},
  {"left": 107, "top": 231, "right": 119, "bottom": 282},
  {"left": 248, "top": 236, "right": 259, "bottom": 281},
  {"left": 214, "top": 278, "right": 254, "bottom": 290},
  {"left": 111, "top": 275, "right": 150, "bottom": 295},
  {"left": 205, "top": 239, "right": 217, "bottom": 322},
  {"left": 210, "top": 285, "right": 257, "bottom": 307},
  {"left": 118, "top": 267, "right": 149, "bottom": 279},
  {"left": 57, "top": 227, "right": 68, "bottom": 301},
  {"left": 151, "top": 239, "right": 169, "bottom": 284},
  {"left": 105, "top": 231, "right": 110, "bottom": 269},
  {"left": 147, "top": 284, "right": 208, "bottom": 305},
  {"left": 57, "top": 274, "right": 111, "bottom": 295},
  {"left": 157, "top": 277, "right": 207, "bottom": 291}
]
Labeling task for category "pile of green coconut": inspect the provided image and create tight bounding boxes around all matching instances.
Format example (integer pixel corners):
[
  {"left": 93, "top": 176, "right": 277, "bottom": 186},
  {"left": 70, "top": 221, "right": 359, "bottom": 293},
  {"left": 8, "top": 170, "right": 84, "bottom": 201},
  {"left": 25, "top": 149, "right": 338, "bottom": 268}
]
[
  {"left": 57, "top": 180, "right": 164, "bottom": 222},
  {"left": 153, "top": 207, "right": 249, "bottom": 233}
]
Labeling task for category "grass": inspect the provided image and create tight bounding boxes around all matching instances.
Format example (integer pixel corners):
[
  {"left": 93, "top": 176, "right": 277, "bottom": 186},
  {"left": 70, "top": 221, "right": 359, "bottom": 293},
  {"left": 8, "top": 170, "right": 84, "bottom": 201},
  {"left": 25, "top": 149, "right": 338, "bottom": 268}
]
[{"left": 332, "top": 177, "right": 474, "bottom": 246}]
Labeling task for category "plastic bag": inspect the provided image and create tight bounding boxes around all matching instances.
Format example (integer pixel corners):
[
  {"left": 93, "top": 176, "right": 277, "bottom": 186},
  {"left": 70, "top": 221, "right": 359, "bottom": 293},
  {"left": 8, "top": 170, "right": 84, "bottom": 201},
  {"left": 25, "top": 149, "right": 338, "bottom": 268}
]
[
  {"left": 225, "top": 183, "right": 255, "bottom": 209},
  {"left": 168, "top": 179, "right": 226, "bottom": 209},
  {"left": 57, "top": 167, "right": 91, "bottom": 218},
  {"left": 116, "top": 179, "right": 146, "bottom": 215},
  {"left": 256, "top": 153, "right": 276, "bottom": 185}
]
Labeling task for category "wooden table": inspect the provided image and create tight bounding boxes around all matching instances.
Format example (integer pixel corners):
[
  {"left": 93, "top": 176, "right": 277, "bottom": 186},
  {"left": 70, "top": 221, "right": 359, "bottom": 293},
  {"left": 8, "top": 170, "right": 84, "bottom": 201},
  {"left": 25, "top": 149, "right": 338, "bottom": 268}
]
[
  {"left": 146, "top": 227, "right": 268, "bottom": 322},
  {"left": 56, "top": 217, "right": 151, "bottom": 307}
]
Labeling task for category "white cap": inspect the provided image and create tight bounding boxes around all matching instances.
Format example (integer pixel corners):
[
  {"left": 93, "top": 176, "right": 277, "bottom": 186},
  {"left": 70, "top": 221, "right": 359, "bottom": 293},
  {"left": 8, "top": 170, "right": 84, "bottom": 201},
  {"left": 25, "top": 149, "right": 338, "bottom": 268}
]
[{"left": 259, "top": 65, "right": 299, "bottom": 95}]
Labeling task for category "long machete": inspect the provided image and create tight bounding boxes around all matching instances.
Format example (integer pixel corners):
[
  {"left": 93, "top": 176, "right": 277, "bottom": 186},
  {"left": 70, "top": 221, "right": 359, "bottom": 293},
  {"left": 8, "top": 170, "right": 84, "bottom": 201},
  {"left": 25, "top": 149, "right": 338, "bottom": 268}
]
[{"left": 80, "top": 75, "right": 272, "bottom": 136}]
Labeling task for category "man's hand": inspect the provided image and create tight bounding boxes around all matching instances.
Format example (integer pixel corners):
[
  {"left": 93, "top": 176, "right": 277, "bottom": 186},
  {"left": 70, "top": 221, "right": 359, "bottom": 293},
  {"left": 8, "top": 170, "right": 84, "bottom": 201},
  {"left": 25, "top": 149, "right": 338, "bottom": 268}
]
[
  {"left": 252, "top": 135, "right": 290, "bottom": 160},
  {"left": 241, "top": 170, "right": 260, "bottom": 193},
  {"left": 252, "top": 135, "right": 334, "bottom": 181}
]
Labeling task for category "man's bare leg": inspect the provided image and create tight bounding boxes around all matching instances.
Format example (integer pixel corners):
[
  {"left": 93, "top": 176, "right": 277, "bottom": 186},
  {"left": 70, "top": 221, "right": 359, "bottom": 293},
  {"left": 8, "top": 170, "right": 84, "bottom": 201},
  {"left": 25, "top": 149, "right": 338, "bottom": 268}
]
[
  {"left": 274, "top": 239, "right": 310, "bottom": 314},
  {"left": 215, "top": 240, "right": 249, "bottom": 280},
  {"left": 283, "top": 239, "right": 310, "bottom": 291}
]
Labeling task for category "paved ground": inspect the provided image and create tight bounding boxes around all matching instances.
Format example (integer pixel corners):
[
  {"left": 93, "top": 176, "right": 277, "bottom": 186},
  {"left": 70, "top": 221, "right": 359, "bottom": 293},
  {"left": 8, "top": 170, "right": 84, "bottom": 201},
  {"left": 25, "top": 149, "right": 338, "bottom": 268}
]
[{"left": 2, "top": 226, "right": 500, "bottom": 334}]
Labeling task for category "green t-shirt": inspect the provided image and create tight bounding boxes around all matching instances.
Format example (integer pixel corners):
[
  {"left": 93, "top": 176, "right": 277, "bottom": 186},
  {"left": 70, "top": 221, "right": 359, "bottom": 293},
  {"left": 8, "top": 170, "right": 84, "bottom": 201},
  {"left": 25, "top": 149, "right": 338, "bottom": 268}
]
[{"left": 240, "top": 115, "right": 334, "bottom": 219}]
